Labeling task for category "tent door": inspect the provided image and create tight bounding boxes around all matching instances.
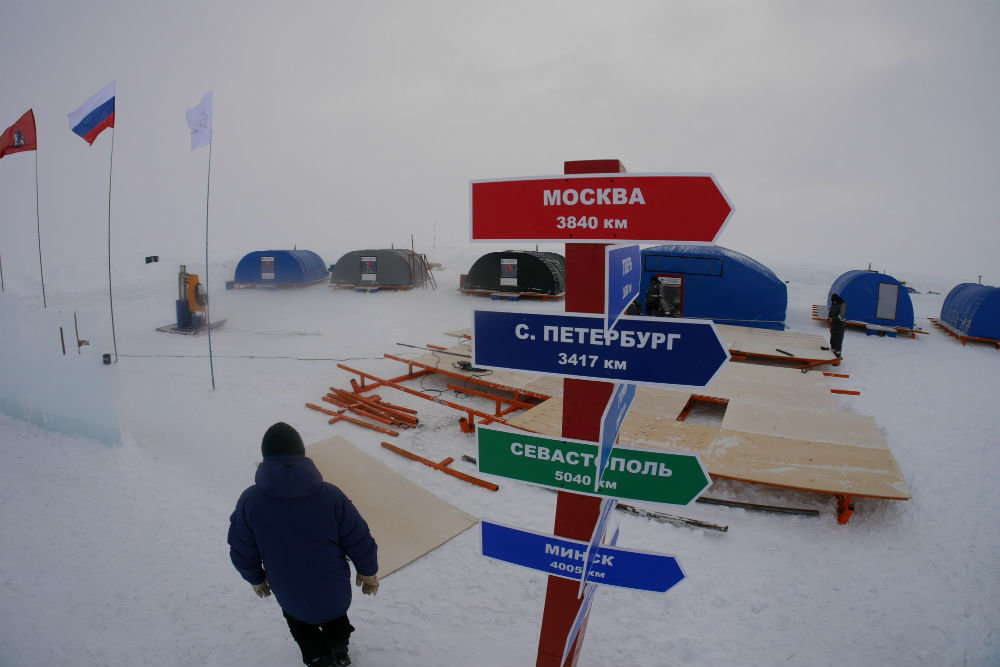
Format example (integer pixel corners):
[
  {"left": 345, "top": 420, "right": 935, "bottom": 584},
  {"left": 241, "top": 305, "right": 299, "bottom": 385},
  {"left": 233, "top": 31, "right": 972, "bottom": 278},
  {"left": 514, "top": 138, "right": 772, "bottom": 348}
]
[
  {"left": 875, "top": 283, "right": 898, "bottom": 320},
  {"left": 361, "top": 256, "right": 377, "bottom": 282},
  {"left": 660, "top": 276, "right": 683, "bottom": 317},
  {"left": 260, "top": 256, "right": 275, "bottom": 280},
  {"left": 500, "top": 258, "right": 518, "bottom": 287}
]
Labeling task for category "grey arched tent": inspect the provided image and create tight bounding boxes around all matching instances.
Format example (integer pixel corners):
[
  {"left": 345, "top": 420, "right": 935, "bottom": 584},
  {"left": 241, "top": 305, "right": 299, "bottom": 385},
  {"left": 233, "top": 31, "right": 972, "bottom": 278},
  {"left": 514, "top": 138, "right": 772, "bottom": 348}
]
[{"left": 330, "top": 249, "right": 430, "bottom": 289}]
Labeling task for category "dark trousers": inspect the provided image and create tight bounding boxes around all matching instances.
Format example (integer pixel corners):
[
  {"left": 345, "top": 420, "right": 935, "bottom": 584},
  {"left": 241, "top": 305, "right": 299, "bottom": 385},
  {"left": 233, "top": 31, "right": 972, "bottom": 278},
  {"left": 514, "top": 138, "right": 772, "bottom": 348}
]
[
  {"left": 830, "top": 325, "right": 845, "bottom": 354},
  {"left": 283, "top": 610, "right": 355, "bottom": 664}
]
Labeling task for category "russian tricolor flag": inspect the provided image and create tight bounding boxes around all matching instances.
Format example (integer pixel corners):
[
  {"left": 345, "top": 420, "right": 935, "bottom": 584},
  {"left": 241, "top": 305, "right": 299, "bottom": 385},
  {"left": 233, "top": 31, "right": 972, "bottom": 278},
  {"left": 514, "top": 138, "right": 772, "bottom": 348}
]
[{"left": 68, "top": 81, "right": 115, "bottom": 145}]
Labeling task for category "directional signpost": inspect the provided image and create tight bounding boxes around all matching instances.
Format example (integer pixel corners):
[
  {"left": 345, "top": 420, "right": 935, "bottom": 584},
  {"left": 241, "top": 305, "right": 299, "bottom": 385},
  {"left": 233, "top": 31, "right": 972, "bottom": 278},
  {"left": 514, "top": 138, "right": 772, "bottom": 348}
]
[
  {"left": 481, "top": 521, "right": 685, "bottom": 594},
  {"left": 472, "top": 310, "right": 729, "bottom": 388},
  {"left": 477, "top": 425, "right": 712, "bottom": 506},
  {"left": 470, "top": 173, "right": 733, "bottom": 244},
  {"left": 471, "top": 159, "right": 732, "bottom": 667}
]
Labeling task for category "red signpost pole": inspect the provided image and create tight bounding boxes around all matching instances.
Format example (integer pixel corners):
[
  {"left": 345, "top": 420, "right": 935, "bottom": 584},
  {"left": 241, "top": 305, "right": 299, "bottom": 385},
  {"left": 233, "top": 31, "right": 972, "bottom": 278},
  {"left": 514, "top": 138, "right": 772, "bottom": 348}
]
[{"left": 535, "top": 159, "right": 626, "bottom": 667}]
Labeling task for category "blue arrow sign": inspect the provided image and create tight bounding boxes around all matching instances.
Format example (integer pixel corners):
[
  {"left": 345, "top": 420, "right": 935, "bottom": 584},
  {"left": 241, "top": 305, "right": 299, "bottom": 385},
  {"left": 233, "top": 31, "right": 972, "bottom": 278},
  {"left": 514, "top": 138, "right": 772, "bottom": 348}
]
[
  {"left": 480, "top": 521, "right": 686, "bottom": 593},
  {"left": 472, "top": 310, "right": 729, "bottom": 388},
  {"left": 605, "top": 244, "right": 641, "bottom": 332},
  {"left": 597, "top": 382, "right": 636, "bottom": 489}
]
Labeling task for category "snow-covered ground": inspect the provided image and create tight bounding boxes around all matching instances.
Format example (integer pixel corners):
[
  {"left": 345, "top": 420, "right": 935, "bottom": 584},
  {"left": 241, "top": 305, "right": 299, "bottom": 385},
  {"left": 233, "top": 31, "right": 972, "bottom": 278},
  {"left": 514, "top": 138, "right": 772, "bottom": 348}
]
[{"left": 1, "top": 247, "right": 998, "bottom": 667}]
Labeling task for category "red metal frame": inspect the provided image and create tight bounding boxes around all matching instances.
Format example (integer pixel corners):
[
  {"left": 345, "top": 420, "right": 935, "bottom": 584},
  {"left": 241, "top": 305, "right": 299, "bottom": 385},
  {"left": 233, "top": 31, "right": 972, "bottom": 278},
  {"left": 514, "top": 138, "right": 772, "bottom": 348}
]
[
  {"left": 335, "top": 362, "right": 529, "bottom": 431},
  {"left": 676, "top": 394, "right": 730, "bottom": 422},
  {"left": 380, "top": 441, "right": 499, "bottom": 492}
]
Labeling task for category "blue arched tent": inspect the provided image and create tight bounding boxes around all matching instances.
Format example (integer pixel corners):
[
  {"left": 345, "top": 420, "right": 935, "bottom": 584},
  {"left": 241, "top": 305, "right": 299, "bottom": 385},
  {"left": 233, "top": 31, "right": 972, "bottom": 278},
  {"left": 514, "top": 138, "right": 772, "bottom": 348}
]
[
  {"left": 233, "top": 250, "right": 328, "bottom": 287},
  {"left": 939, "top": 283, "right": 1000, "bottom": 340},
  {"left": 640, "top": 244, "right": 786, "bottom": 329},
  {"left": 828, "top": 270, "right": 915, "bottom": 331}
]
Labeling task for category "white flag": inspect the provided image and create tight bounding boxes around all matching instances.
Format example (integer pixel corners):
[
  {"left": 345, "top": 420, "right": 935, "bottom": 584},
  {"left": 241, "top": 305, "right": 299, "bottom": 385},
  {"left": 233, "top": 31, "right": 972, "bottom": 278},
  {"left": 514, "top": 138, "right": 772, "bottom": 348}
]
[{"left": 186, "top": 92, "right": 213, "bottom": 150}]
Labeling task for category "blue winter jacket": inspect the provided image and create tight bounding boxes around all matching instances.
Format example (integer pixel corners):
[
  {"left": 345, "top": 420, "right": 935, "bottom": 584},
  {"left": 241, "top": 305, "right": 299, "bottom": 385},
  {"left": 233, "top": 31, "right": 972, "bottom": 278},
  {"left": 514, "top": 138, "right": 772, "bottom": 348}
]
[{"left": 228, "top": 454, "right": 378, "bottom": 624}]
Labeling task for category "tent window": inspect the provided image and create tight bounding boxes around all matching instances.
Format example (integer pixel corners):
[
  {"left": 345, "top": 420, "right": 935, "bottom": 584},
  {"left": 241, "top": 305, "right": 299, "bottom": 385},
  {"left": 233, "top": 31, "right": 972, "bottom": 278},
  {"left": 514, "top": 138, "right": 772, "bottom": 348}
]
[
  {"left": 260, "top": 256, "right": 275, "bottom": 280},
  {"left": 644, "top": 254, "right": 723, "bottom": 276},
  {"left": 876, "top": 283, "right": 898, "bottom": 320}
]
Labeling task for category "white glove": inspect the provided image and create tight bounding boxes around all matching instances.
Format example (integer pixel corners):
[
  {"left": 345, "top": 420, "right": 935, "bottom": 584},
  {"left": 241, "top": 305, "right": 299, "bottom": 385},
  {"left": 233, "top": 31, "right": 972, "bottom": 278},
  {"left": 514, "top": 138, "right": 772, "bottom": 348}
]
[
  {"left": 356, "top": 573, "right": 379, "bottom": 596},
  {"left": 252, "top": 580, "right": 272, "bottom": 598}
]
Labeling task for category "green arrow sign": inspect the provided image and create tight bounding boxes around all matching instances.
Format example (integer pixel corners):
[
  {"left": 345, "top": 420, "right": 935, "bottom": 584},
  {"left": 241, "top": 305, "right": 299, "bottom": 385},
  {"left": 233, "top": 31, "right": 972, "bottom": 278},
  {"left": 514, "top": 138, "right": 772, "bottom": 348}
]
[{"left": 477, "top": 425, "right": 710, "bottom": 506}]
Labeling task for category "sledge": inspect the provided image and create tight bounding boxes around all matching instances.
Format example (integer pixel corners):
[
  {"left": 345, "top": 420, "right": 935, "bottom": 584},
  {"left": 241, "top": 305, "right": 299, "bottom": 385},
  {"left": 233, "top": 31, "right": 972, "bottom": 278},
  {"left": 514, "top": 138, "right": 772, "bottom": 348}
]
[
  {"left": 460, "top": 287, "right": 564, "bottom": 301},
  {"left": 155, "top": 318, "right": 226, "bottom": 335},
  {"left": 813, "top": 304, "right": 928, "bottom": 338},
  {"left": 928, "top": 317, "right": 1000, "bottom": 349}
]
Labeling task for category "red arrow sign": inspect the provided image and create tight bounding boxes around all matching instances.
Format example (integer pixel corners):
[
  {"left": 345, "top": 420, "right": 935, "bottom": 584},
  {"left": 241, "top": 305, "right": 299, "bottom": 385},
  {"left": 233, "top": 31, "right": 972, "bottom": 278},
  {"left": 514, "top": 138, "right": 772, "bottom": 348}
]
[{"left": 470, "top": 173, "right": 732, "bottom": 243}]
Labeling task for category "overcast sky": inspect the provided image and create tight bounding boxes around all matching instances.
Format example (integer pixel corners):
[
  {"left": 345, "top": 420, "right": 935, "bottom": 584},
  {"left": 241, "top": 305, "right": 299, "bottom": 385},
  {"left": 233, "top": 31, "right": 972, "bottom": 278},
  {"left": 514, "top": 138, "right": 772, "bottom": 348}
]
[{"left": 1, "top": 1, "right": 998, "bottom": 297}]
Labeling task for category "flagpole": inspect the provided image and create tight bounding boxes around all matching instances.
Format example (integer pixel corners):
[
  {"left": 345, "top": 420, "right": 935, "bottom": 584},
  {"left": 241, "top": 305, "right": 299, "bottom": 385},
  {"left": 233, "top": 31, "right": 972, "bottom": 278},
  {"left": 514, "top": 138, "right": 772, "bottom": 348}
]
[
  {"left": 204, "top": 140, "right": 216, "bottom": 390},
  {"left": 35, "top": 150, "right": 47, "bottom": 308},
  {"left": 107, "top": 127, "right": 118, "bottom": 362}
]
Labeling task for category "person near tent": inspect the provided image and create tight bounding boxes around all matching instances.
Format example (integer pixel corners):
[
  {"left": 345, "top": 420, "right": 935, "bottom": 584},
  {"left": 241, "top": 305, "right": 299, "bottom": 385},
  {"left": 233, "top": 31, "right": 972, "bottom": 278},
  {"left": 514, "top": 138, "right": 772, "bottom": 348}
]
[
  {"left": 828, "top": 293, "right": 846, "bottom": 358},
  {"left": 228, "top": 422, "right": 379, "bottom": 667},
  {"left": 644, "top": 276, "right": 663, "bottom": 316}
]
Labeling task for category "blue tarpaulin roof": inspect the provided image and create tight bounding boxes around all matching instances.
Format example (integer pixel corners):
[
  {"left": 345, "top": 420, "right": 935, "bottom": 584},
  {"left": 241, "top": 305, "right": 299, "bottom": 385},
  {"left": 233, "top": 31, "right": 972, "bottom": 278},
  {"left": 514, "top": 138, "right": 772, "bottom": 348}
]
[
  {"left": 940, "top": 283, "right": 1000, "bottom": 339},
  {"left": 233, "top": 250, "right": 328, "bottom": 286},
  {"left": 640, "top": 244, "right": 786, "bottom": 330},
  {"left": 828, "top": 270, "right": 915, "bottom": 329}
]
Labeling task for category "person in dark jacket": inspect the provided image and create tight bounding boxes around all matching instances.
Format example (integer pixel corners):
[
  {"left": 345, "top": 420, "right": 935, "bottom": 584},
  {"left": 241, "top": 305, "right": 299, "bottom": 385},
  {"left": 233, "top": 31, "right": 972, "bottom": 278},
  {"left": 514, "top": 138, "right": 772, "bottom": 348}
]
[
  {"left": 228, "top": 422, "right": 379, "bottom": 667},
  {"left": 644, "top": 276, "right": 663, "bottom": 316},
  {"left": 828, "top": 293, "right": 847, "bottom": 358}
]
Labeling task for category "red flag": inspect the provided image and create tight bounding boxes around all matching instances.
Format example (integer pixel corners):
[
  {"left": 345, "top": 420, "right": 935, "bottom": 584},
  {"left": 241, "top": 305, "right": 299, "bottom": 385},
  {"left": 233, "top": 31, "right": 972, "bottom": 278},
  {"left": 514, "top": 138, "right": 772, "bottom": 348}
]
[{"left": 0, "top": 109, "right": 37, "bottom": 159}]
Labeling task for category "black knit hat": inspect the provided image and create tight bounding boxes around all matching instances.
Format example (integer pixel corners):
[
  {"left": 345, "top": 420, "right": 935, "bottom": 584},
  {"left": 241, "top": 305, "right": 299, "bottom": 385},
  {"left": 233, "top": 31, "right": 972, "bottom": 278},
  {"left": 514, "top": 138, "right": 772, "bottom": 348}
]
[{"left": 261, "top": 422, "right": 305, "bottom": 458}]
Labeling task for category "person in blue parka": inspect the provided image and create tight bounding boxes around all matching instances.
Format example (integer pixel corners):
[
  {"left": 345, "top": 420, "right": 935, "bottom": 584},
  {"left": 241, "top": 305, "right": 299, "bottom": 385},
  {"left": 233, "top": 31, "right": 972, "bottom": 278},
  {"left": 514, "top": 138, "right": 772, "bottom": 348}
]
[{"left": 228, "top": 422, "right": 379, "bottom": 667}]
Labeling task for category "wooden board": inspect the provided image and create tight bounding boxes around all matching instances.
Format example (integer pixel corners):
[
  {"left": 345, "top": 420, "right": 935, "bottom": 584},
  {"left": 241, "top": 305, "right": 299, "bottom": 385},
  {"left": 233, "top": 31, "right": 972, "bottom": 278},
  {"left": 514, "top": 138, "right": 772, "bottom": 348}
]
[
  {"left": 393, "top": 329, "right": 912, "bottom": 504},
  {"left": 506, "top": 397, "right": 910, "bottom": 500},
  {"left": 716, "top": 323, "right": 838, "bottom": 362},
  {"left": 721, "top": 403, "right": 887, "bottom": 449},
  {"left": 698, "top": 362, "right": 837, "bottom": 410},
  {"left": 306, "top": 436, "right": 478, "bottom": 578}
]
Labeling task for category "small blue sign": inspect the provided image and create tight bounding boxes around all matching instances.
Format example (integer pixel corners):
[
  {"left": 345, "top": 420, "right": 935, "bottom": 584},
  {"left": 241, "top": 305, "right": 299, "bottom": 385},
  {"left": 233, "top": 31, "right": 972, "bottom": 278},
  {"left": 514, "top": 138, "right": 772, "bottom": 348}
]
[
  {"left": 472, "top": 310, "right": 729, "bottom": 388},
  {"left": 579, "top": 499, "right": 618, "bottom": 594},
  {"left": 605, "top": 244, "right": 641, "bottom": 332},
  {"left": 597, "top": 382, "right": 636, "bottom": 489},
  {"left": 481, "top": 521, "right": 686, "bottom": 593}
]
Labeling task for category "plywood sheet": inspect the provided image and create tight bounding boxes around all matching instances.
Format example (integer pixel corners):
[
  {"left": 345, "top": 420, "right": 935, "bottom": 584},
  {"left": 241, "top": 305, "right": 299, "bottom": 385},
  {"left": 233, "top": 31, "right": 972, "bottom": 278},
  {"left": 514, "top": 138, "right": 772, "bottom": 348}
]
[
  {"left": 702, "top": 362, "right": 837, "bottom": 410},
  {"left": 722, "top": 403, "right": 887, "bottom": 448},
  {"left": 716, "top": 323, "right": 837, "bottom": 362},
  {"left": 307, "top": 436, "right": 478, "bottom": 578},
  {"left": 506, "top": 397, "right": 910, "bottom": 500},
  {"left": 702, "top": 428, "right": 911, "bottom": 499}
]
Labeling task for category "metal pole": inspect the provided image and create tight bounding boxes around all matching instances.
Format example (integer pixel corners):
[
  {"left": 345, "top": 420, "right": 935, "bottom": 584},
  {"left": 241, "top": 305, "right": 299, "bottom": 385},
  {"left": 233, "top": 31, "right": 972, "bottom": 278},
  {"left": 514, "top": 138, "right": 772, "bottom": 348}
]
[
  {"left": 35, "top": 150, "right": 47, "bottom": 308},
  {"left": 107, "top": 128, "right": 119, "bottom": 362},
  {"left": 204, "top": 141, "right": 216, "bottom": 390}
]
